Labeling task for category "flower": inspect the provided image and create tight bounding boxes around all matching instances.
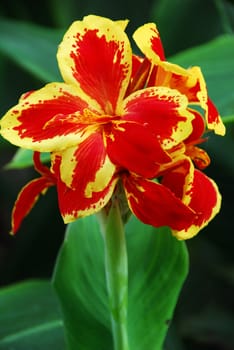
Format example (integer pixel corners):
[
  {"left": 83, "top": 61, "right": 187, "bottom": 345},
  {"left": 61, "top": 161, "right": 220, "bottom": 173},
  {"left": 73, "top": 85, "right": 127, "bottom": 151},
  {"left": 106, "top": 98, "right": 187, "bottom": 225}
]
[{"left": 0, "top": 15, "right": 225, "bottom": 239}]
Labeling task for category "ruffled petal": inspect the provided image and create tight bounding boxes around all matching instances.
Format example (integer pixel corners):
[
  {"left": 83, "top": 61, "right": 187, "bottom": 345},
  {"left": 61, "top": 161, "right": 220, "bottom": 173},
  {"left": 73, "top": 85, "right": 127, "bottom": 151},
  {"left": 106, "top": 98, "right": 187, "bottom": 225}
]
[
  {"left": 0, "top": 82, "right": 94, "bottom": 152},
  {"left": 57, "top": 15, "right": 132, "bottom": 114},
  {"left": 153, "top": 65, "right": 204, "bottom": 102},
  {"left": 51, "top": 132, "right": 117, "bottom": 222},
  {"left": 123, "top": 174, "right": 196, "bottom": 231},
  {"left": 159, "top": 66, "right": 225, "bottom": 135},
  {"left": 133, "top": 24, "right": 225, "bottom": 137},
  {"left": 163, "top": 167, "right": 222, "bottom": 240},
  {"left": 104, "top": 121, "right": 171, "bottom": 178},
  {"left": 122, "top": 86, "right": 194, "bottom": 149},
  {"left": 11, "top": 177, "right": 54, "bottom": 234}
]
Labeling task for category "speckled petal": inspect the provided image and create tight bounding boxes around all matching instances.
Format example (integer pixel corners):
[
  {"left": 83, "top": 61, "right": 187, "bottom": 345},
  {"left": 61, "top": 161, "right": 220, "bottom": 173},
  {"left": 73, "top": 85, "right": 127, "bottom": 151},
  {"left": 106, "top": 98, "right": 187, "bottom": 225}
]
[{"left": 57, "top": 15, "right": 132, "bottom": 114}]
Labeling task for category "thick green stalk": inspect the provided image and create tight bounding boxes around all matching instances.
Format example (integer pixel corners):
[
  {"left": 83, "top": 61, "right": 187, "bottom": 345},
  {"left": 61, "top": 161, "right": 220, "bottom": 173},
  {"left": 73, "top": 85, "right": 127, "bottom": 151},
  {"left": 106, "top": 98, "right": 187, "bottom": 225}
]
[{"left": 97, "top": 199, "right": 129, "bottom": 350}]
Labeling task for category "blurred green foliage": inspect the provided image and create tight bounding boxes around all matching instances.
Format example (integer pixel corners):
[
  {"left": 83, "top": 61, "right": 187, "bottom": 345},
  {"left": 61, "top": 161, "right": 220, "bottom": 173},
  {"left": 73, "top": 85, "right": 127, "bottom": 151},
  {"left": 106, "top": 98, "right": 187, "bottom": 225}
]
[{"left": 0, "top": 0, "right": 234, "bottom": 349}]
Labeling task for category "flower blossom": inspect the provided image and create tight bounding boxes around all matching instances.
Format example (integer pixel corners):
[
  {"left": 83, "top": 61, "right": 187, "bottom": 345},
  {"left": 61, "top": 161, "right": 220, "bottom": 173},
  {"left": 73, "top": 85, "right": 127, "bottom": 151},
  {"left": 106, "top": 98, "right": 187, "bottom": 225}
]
[{"left": 0, "top": 15, "right": 225, "bottom": 239}]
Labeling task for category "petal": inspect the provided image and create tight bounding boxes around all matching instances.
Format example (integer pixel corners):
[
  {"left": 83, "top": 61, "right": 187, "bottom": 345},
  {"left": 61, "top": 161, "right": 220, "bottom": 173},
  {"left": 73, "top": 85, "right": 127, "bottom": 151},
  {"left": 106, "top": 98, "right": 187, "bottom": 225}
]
[
  {"left": 133, "top": 25, "right": 225, "bottom": 138},
  {"left": 161, "top": 157, "right": 194, "bottom": 206},
  {"left": 207, "top": 98, "right": 225, "bottom": 136},
  {"left": 104, "top": 121, "right": 171, "bottom": 178},
  {"left": 51, "top": 132, "right": 117, "bottom": 222},
  {"left": 57, "top": 15, "right": 132, "bottom": 114},
  {"left": 11, "top": 177, "right": 54, "bottom": 234},
  {"left": 0, "top": 82, "right": 93, "bottom": 152},
  {"left": 122, "top": 86, "right": 194, "bottom": 149},
  {"left": 186, "top": 145, "right": 210, "bottom": 170},
  {"left": 133, "top": 26, "right": 207, "bottom": 106},
  {"left": 123, "top": 174, "right": 196, "bottom": 231},
  {"left": 185, "top": 109, "right": 205, "bottom": 144},
  {"left": 154, "top": 65, "right": 205, "bottom": 102},
  {"left": 132, "top": 54, "right": 144, "bottom": 77},
  {"left": 154, "top": 65, "right": 225, "bottom": 136},
  {"left": 127, "top": 56, "right": 152, "bottom": 94},
  {"left": 133, "top": 23, "right": 165, "bottom": 62},
  {"left": 171, "top": 170, "right": 222, "bottom": 240}
]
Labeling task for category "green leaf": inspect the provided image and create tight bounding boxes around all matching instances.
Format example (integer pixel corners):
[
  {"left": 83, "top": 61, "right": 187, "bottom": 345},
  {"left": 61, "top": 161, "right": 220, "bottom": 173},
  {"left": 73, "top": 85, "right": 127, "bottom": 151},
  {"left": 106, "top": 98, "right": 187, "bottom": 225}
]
[
  {"left": 5, "top": 148, "right": 51, "bottom": 169},
  {"left": 53, "top": 216, "right": 112, "bottom": 350},
  {"left": 170, "top": 34, "right": 234, "bottom": 117},
  {"left": 0, "top": 19, "right": 63, "bottom": 82},
  {"left": 0, "top": 280, "right": 65, "bottom": 350},
  {"left": 53, "top": 215, "right": 188, "bottom": 350},
  {"left": 127, "top": 218, "right": 188, "bottom": 350}
]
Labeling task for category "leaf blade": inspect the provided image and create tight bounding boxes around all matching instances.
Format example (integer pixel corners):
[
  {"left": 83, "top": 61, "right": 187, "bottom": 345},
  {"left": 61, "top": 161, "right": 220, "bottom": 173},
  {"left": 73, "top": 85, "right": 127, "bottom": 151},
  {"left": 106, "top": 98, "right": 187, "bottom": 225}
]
[
  {"left": 53, "top": 215, "right": 188, "bottom": 350},
  {"left": 0, "top": 280, "right": 65, "bottom": 350},
  {"left": 0, "top": 19, "right": 63, "bottom": 82}
]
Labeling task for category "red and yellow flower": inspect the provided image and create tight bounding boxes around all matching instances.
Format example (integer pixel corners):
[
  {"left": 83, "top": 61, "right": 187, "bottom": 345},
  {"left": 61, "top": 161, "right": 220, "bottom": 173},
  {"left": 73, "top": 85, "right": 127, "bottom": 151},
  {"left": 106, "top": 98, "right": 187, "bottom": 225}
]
[{"left": 0, "top": 15, "right": 225, "bottom": 239}]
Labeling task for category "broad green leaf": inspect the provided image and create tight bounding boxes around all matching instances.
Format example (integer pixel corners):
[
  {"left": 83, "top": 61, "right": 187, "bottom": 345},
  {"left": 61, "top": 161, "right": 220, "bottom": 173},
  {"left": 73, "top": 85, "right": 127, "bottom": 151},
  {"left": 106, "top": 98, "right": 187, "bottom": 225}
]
[
  {"left": 53, "top": 216, "right": 112, "bottom": 350},
  {"left": 127, "top": 218, "right": 188, "bottom": 350},
  {"left": 5, "top": 148, "right": 51, "bottom": 169},
  {"left": 0, "top": 19, "right": 63, "bottom": 82},
  {"left": 0, "top": 280, "right": 65, "bottom": 350},
  {"left": 170, "top": 34, "right": 234, "bottom": 117},
  {"left": 53, "top": 215, "right": 188, "bottom": 350}
]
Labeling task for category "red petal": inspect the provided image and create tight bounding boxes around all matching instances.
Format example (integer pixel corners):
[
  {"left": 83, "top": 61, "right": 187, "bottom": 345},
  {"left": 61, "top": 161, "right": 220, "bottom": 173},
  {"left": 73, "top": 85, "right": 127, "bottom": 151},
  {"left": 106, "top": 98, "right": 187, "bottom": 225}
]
[
  {"left": 51, "top": 132, "right": 117, "bottom": 222},
  {"left": 123, "top": 87, "right": 194, "bottom": 149},
  {"left": 206, "top": 98, "right": 225, "bottom": 135},
  {"left": 186, "top": 169, "right": 221, "bottom": 228},
  {"left": 123, "top": 175, "right": 195, "bottom": 231},
  {"left": 105, "top": 121, "right": 171, "bottom": 178},
  {"left": 154, "top": 65, "right": 204, "bottom": 103},
  {"left": 162, "top": 165, "right": 222, "bottom": 239},
  {"left": 133, "top": 23, "right": 165, "bottom": 62},
  {"left": 57, "top": 16, "right": 131, "bottom": 114},
  {"left": 1, "top": 83, "right": 90, "bottom": 151},
  {"left": 185, "top": 109, "right": 206, "bottom": 144},
  {"left": 11, "top": 177, "right": 54, "bottom": 234}
]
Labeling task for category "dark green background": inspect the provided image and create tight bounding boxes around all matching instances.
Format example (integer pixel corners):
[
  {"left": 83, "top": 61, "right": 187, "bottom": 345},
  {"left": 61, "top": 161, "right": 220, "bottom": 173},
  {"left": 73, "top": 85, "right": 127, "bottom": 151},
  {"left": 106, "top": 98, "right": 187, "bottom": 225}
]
[{"left": 0, "top": 0, "right": 234, "bottom": 349}]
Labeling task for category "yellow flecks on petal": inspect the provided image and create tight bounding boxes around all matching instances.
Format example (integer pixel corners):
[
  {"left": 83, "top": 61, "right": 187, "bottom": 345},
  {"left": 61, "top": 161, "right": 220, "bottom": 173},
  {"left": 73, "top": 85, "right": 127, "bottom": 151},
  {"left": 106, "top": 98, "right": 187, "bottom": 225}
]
[
  {"left": 172, "top": 177, "right": 222, "bottom": 240},
  {"left": 122, "top": 86, "right": 195, "bottom": 149},
  {"left": 85, "top": 156, "right": 116, "bottom": 198},
  {"left": 57, "top": 15, "right": 132, "bottom": 114},
  {"left": 0, "top": 82, "right": 93, "bottom": 152},
  {"left": 63, "top": 177, "right": 119, "bottom": 224},
  {"left": 161, "top": 108, "right": 194, "bottom": 150}
]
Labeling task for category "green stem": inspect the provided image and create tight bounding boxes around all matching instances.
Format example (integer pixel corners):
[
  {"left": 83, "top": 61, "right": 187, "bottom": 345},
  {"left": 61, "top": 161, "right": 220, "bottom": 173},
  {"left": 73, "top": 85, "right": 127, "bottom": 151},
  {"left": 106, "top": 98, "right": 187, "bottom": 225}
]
[{"left": 97, "top": 199, "right": 129, "bottom": 350}]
